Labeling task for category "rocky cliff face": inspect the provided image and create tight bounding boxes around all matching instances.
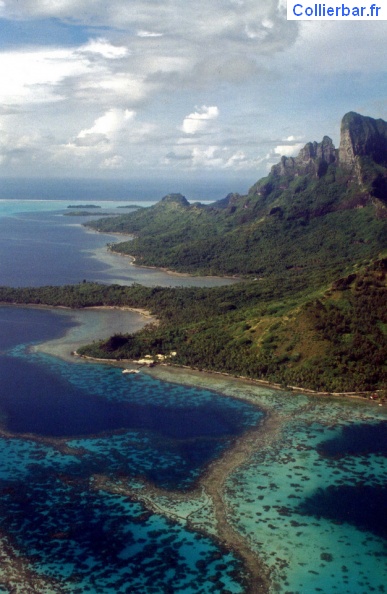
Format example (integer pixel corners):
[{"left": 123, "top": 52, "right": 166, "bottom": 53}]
[
  {"left": 338, "top": 112, "right": 387, "bottom": 205},
  {"left": 271, "top": 135, "right": 337, "bottom": 179},
  {"left": 247, "top": 111, "right": 387, "bottom": 216},
  {"left": 270, "top": 112, "right": 387, "bottom": 185},
  {"left": 339, "top": 111, "right": 387, "bottom": 169}
]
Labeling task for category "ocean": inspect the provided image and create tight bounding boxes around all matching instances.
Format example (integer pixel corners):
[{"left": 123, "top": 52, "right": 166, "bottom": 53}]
[{"left": 0, "top": 195, "right": 385, "bottom": 593}]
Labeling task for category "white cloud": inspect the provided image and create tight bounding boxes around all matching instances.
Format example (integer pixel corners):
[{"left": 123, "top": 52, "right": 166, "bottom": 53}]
[
  {"left": 181, "top": 106, "right": 219, "bottom": 134},
  {"left": 58, "top": 108, "right": 159, "bottom": 173},
  {"left": 285, "top": 135, "right": 303, "bottom": 142},
  {"left": 0, "top": 38, "right": 131, "bottom": 109},
  {"left": 6, "top": 1, "right": 283, "bottom": 29},
  {"left": 1, "top": 1, "right": 386, "bottom": 182},
  {"left": 4, "top": 1, "right": 298, "bottom": 63},
  {"left": 0, "top": 1, "right": 301, "bottom": 179},
  {"left": 137, "top": 30, "right": 163, "bottom": 38},
  {"left": 77, "top": 108, "right": 135, "bottom": 141},
  {"left": 164, "top": 143, "right": 269, "bottom": 172},
  {"left": 274, "top": 143, "right": 304, "bottom": 157},
  {"left": 191, "top": 146, "right": 224, "bottom": 168},
  {"left": 0, "top": 48, "right": 89, "bottom": 106},
  {"left": 79, "top": 38, "right": 129, "bottom": 59},
  {"left": 280, "top": 21, "right": 387, "bottom": 75}
]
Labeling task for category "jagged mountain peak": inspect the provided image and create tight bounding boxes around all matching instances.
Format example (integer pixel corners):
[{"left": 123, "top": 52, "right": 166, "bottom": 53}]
[
  {"left": 339, "top": 111, "right": 387, "bottom": 169},
  {"left": 269, "top": 135, "right": 337, "bottom": 181}
]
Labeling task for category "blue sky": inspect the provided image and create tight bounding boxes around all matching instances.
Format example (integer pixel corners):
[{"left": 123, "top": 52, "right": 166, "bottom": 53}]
[{"left": 0, "top": 0, "right": 386, "bottom": 191}]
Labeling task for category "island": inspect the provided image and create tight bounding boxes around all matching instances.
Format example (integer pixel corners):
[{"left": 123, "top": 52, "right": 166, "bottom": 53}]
[
  {"left": 0, "top": 112, "right": 386, "bottom": 594},
  {"left": 1, "top": 113, "right": 386, "bottom": 396}
]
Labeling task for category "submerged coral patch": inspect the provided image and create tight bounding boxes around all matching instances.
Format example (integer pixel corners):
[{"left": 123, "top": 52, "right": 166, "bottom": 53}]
[
  {"left": 317, "top": 422, "right": 387, "bottom": 457},
  {"left": 297, "top": 484, "right": 387, "bottom": 539}
]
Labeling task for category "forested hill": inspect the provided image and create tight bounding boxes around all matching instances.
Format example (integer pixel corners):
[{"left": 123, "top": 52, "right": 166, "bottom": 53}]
[
  {"left": 3, "top": 112, "right": 385, "bottom": 394},
  {"left": 1, "top": 258, "right": 386, "bottom": 393},
  {"left": 87, "top": 112, "right": 387, "bottom": 290}
]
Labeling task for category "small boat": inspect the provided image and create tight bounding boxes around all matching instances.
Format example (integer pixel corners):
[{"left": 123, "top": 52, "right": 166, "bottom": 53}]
[{"left": 122, "top": 369, "right": 140, "bottom": 374}]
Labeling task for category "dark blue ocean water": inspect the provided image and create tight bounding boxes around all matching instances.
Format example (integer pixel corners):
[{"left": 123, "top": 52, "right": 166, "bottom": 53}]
[
  {"left": 0, "top": 210, "right": 114, "bottom": 286},
  {"left": 0, "top": 307, "right": 263, "bottom": 488},
  {"left": 0, "top": 203, "right": 237, "bottom": 287},
  {"left": 0, "top": 304, "right": 261, "bottom": 592}
]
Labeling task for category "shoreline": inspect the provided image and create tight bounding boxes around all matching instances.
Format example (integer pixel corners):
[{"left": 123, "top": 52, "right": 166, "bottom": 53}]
[
  {"left": 75, "top": 352, "right": 384, "bottom": 404},
  {"left": 1, "top": 300, "right": 383, "bottom": 403},
  {"left": 86, "top": 224, "right": 240, "bottom": 281},
  {"left": 110, "top": 246, "right": 242, "bottom": 281},
  {"left": 0, "top": 301, "right": 154, "bottom": 319},
  {"left": 87, "top": 225, "right": 239, "bottom": 281}
]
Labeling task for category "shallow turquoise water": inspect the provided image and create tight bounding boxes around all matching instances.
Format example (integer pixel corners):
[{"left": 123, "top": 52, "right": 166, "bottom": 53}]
[
  {"left": 225, "top": 397, "right": 387, "bottom": 594},
  {"left": 2, "top": 473, "right": 244, "bottom": 593},
  {"left": 1, "top": 313, "right": 386, "bottom": 593}
]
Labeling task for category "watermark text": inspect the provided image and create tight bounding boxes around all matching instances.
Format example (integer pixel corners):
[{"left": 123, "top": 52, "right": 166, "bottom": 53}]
[{"left": 287, "top": 1, "right": 386, "bottom": 19}]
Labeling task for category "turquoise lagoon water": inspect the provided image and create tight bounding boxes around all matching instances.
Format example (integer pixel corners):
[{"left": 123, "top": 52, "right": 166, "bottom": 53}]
[
  {"left": 0, "top": 198, "right": 386, "bottom": 593},
  {"left": 223, "top": 393, "right": 387, "bottom": 594}
]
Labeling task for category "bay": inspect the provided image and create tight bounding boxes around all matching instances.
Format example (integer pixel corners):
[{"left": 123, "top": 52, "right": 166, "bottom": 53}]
[{"left": 0, "top": 200, "right": 236, "bottom": 287}]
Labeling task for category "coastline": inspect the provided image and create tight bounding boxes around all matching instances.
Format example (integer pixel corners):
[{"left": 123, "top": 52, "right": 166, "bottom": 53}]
[
  {"left": 75, "top": 351, "right": 385, "bottom": 404},
  {"left": 90, "top": 227, "right": 240, "bottom": 281},
  {"left": 1, "top": 300, "right": 383, "bottom": 403},
  {"left": 124, "top": 252, "right": 241, "bottom": 281},
  {"left": 22, "top": 304, "right": 156, "bottom": 363},
  {"left": 0, "top": 301, "right": 155, "bottom": 319}
]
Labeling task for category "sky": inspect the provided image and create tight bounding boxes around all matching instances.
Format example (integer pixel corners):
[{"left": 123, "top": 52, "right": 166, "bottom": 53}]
[{"left": 0, "top": 0, "right": 387, "bottom": 193}]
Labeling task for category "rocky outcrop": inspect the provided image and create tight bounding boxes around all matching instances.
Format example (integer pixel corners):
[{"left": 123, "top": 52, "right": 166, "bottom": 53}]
[
  {"left": 271, "top": 136, "right": 337, "bottom": 179},
  {"left": 159, "top": 193, "right": 189, "bottom": 207},
  {"left": 338, "top": 112, "right": 387, "bottom": 204},
  {"left": 339, "top": 111, "right": 387, "bottom": 169}
]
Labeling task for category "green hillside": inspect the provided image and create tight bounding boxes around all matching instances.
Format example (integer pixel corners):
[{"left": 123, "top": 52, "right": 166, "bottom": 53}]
[
  {"left": 3, "top": 112, "right": 386, "bottom": 395},
  {"left": 1, "top": 257, "right": 386, "bottom": 393},
  {"left": 88, "top": 173, "right": 385, "bottom": 291},
  {"left": 81, "top": 259, "right": 386, "bottom": 393},
  {"left": 80, "top": 113, "right": 387, "bottom": 394}
]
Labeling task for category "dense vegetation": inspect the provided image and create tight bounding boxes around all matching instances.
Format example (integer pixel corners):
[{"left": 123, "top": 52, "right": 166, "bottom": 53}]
[
  {"left": 1, "top": 258, "right": 386, "bottom": 393},
  {"left": 87, "top": 169, "right": 386, "bottom": 287}
]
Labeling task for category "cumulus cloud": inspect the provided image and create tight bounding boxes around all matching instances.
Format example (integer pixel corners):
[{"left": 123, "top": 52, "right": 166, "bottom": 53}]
[
  {"left": 77, "top": 108, "right": 136, "bottom": 142},
  {"left": 164, "top": 143, "right": 269, "bottom": 172},
  {"left": 0, "top": 0, "right": 302, "bottom": 178},
  {"left": 274, "top": 143, "right": 304, "bottom": 157},
  {"left": 0, "top": 48, "right": 88, "bottom": 106},
  {"left": 79, "top": 38, "right": 129, "bottom": 59},
  {"left": 57, "top": 107, "right": 160, "bottom": 172},
  {"left": 4, "top": 1, "right": 298, "bottom": 74},
  {"left": 6, "top": 0, "right": 292, "bottom": 36},
  {"left": 0, "top": 37, "right": 130, "bottom": 109},
  {"left": 181, "top": 106, "right": 219, "bottom": 134},
  {"left": 3, "top": 0, "right": 386, "bottom": 181}
]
